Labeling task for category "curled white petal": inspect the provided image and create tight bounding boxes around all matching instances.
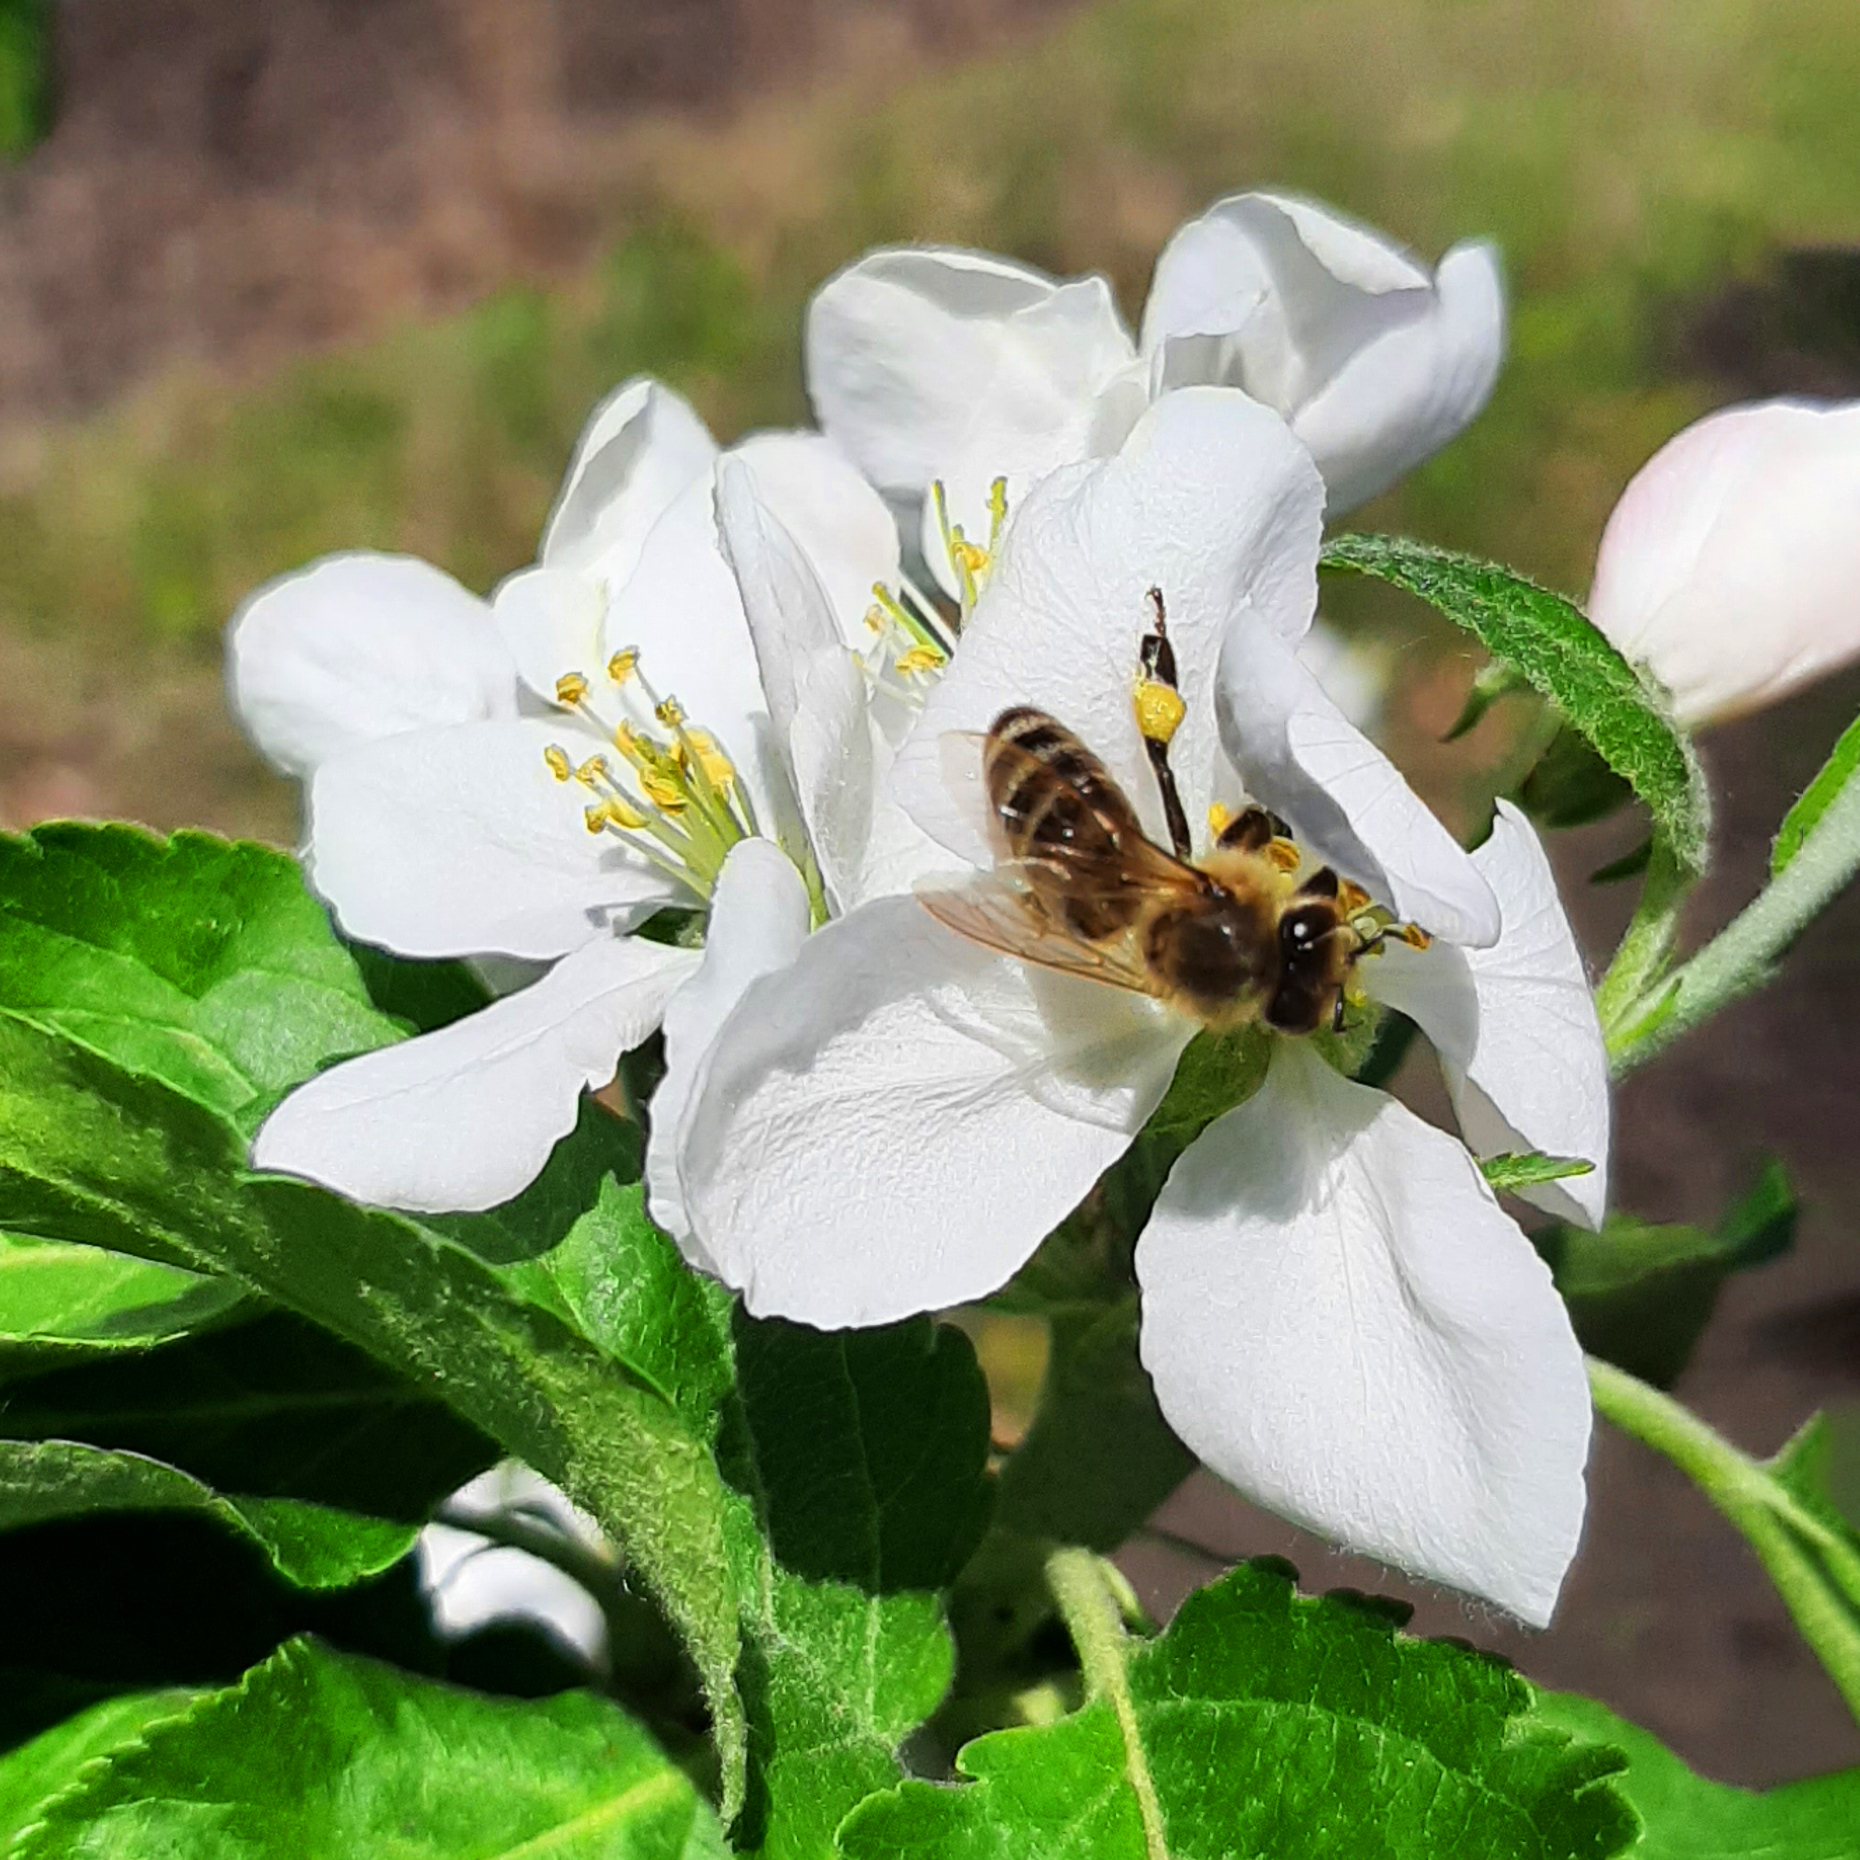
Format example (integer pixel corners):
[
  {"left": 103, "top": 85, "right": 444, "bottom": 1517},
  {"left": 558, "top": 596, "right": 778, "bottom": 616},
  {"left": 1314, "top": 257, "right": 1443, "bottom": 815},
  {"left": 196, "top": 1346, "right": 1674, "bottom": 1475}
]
[
  {"left": 540, "top": 376, "right": 718, "bottom": 586},
  {"left": 1215, "top": 618, "right": 1500, "bottom": 946},
  {"left": 1138, "top": 1042, "right": 1590, "bottom": 1626},
  {"left": 227, "top": 553, "right": 518, "bottom": 779},
  {"left": 1373, "top": 801, "right": 1610, "bottom": 1226},
  {"left": 306, "top": 719, "right": 683, "bottom": 961},
  {"left": 645, "top": 839, "right": 813, "bottom": 1246},
  {"left": 679, "top": 896, "right": 1189, "bottom": 1325},
  {"left": 491, "top": 566, "right": 608, "bottom": 708},
  {"left": 253, "top": 934, "right": 698, "bottom": 1213},
  {"left": 894, "top": 386, "right": 1325, "bottom": 867},
  {"left": 1142, "top": 192, "right": 1504, "bottom": 512},
  {"left": 1587, "top": 398, "right": 1860, "bottom": 726}
]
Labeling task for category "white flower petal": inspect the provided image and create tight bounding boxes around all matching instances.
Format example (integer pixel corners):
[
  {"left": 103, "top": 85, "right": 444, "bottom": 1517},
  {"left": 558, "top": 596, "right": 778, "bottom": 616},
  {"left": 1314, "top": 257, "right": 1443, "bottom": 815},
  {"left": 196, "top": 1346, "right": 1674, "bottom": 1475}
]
[
  {"left": 680, "top": 896, "right": 1189, "bottom": 1325},
  {"left": 645, "top": 839, "right": 813, "bottom": 1245},
  {"left": 490, "top": 566, "right": 608, "bottom": 706},
  {"left": 227, "top": 553, "right": 518, "bottom": 779},
  {"left": 806, "top": 246, "right": 1136, "bottom": 505},
  {"left": 540, "top": 376, "right": 718, "bottom": 585},
  {"left": 1587, "top": 398, "right": 1860, "bottom": 726},
  {"left": 253, "top": 934, "right": 698, "bottom": 1213},
  {"left": 419, "top": 1464, "right": 609, "bottom": 1666},
  {"left": 1373, "top": 802, "right": 1609, "bottom": 1226},
  {"left": 894, "top": 387, "right": 1325, "bottom": 867},
  {"left": 1138, "top": 1042, "right": 1590, "bottom": 1626},
  {"left": 1142, "top": 193, "right": 1504, "bottom": 512},
  {"left": 306, "top": 719, "right": 682, "bottom": 961},
  {"left": 1215, "top": 617, "right": 1501, "bottom": 946}
]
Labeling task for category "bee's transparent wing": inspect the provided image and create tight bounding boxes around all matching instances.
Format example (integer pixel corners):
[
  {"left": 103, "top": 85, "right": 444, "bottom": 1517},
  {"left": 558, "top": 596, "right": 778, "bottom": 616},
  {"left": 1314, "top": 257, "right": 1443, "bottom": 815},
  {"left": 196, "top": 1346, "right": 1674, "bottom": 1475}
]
[{"left": 917, "top": 862, "right": 1162, "bottom": 997}]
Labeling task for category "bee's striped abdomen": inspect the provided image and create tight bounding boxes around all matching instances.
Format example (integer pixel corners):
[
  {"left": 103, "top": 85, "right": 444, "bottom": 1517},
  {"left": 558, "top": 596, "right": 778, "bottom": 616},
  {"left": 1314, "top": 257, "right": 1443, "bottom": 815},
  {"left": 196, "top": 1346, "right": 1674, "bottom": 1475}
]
[{"left": 984, "top": 707, "right": 1146, "bottom": 937}]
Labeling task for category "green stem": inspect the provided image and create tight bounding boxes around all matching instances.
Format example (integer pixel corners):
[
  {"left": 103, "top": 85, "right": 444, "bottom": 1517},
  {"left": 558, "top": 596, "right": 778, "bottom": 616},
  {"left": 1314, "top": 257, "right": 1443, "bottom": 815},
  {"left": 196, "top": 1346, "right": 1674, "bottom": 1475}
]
[
  {"left": 1594, "top": 833, "right": 1690, "bottom": 1037},
  {"left": 1045, "top": 1547, "right": 1170, "bottom": 1860},
  {"left": 1609, "top": 770, "right": 1860, "bottom": 1073},
  {"left": 1586, "top": 1358, "right": 1860, "bottom": 1721}
]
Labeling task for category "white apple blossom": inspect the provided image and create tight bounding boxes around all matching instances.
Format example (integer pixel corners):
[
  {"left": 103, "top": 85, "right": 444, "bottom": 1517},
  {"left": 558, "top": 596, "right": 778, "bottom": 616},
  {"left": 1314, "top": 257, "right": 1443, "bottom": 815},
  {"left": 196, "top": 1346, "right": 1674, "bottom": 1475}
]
[
  {"left": 661, "top": 387, "right": 1607, "bottom": 1624},
  {"left": 1587, "top": 397, "right": 1860, "bottom": 727},
  {"left": 805, "top": 190, "right": 1504, "bottom": 593},
  {"left": 229, "top": 376, "right": 898, "bottom": 1212}
]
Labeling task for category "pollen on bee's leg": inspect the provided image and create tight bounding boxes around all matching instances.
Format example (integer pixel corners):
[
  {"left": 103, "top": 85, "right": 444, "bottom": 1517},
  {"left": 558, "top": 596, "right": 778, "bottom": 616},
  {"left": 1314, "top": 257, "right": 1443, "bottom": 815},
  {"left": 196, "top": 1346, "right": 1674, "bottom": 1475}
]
[{"left": 1134, "top": 679, "right": 1187, "bottom": 746}]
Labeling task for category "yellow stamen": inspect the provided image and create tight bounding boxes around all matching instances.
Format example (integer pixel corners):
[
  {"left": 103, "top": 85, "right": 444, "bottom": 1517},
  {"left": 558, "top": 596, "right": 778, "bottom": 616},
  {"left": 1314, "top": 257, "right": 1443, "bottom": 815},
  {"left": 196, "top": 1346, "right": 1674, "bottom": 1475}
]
[
  {"left": 1337, "top": 878, "right": 1371, "bottom": 915},
  {"left": 543, "top": 745, "right": 573, "bottom": 783},
  {"left": 640, "top": 768, "right": 685, "bottom": 810},
  {"left": 1134, "top": 679, "right": 1187, "bottom": 746},
  {"left": 864, "top": 604, "right": 886, "bottom": 635},
  {"left": 607, "top": 648, "right": 638, "bottom": 684},
  {"left": 1399, "top": 924, "right": 1434, "bottom": 950},
  {"left": 895, "top": 646, "right": 943, "bottom": 677},
  {"left": 654, "top": 696, "right": 686, "bottom": 728},
  {"left": 986, "top": 476, "right": 1009, "bottom": 547},
  {"left": 1207, "top": 802, "right": 1234, "bottom": 838},
  {"left": 950, "top": 533, "right": 990, "bottom": 576},
  {"left": 554, "top": 671, "right": 590, "bottom": 707},
  {"left": 1266, "top": 838, "right": 1302, "bottom": 873},
  {"left": 679, "top": 728, "right": 737, "bottom": 789},
  {"left": 575, "top": 755, "right": 610, "bottom": 788}
]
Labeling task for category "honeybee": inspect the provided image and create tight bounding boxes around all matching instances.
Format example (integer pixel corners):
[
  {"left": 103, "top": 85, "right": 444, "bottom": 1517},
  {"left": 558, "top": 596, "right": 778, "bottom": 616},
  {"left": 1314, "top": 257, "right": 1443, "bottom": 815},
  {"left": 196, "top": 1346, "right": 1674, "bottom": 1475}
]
[{"left": 919, "top": 593, "right": 1369, "bottom": 1035}]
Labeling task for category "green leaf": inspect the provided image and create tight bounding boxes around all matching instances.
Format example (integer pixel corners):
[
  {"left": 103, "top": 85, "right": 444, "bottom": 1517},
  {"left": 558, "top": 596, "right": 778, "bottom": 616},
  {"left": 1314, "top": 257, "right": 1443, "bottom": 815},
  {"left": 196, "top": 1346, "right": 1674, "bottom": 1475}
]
[
  {"left": 724, "top": 1316, "right": 993, "bottom": 1859},
  {"left": 0, "top": 1311, "right": 494, "bottom": 1520},
  {"left": 0, "top": 827, "right": 403, "bottom": 1127},
  {"left": 1540, "top": 1163, "right": 1796, "bottom": 1386},
  {"left": 841, "top": 1559, "right": 1637, "bottom": 1860},
  {"left": 1519, "top": 726, "right": 1635, "bottom": 831},
  {"left": 1320, "top": 534, "right": 1709, "bottom": 871},
  {"left": 0, "top": 1691, "right": 199, "bottom": 1850},
  {"left": 1481, "top": 1151, "right": 1597, "bottom": 1194},
  {"left": 11, "top": 1638, "right": 728, "bottom": 1859},
  {"left": 0, "top": 0, "right": 52, "bottom": 158},
  {"left": 0, "top": 1440, "right": 416, "bottom": 1588},
  {"left": 0, "top": 1013, "right": 749, "bottom": 1813},
  {"left": 0, "top": 1232, "right": 247, "bottom": 1370},
  {"left": 1774, "top": 711, "right": 1860, "bottom": 876},
  {"left": 1532, "top": 1693, "right": 1860, "bottom": 1859}
]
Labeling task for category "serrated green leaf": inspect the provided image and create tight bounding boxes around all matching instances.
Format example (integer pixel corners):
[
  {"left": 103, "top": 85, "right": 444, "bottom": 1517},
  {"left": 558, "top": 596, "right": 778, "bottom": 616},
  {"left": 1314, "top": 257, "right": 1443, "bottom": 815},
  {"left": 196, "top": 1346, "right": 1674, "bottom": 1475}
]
[
  {"left": 0, "top": 827, "right": 403, "bottom": 1128},
  {"left": 0, "top": 1311, "right": 493, "bottom": 1518},
  {"left": 1540, "top": 1163, "right": 1796, "bottom": 1387},
  {"left": 11, "top": 1638, "right": 728, "bottom": 1859},
  {"left": 1532, "top": 1693, "right": 1860, "bottom": 1860},
  {"left": 0, "top": 1690, "right": 199, "bottom": 1850},
  {"left": 840, "top": 1559, "right": 1637, "bottom": 1860},
  {"left": 0, "top": 1232, "right": 247, "bottom": 1370},
  {"left": 1482, "top": 1151, "right": 1597, "bottom": 1194},
  {"left": 0, "top": 1013, "right": 749, "bottom": 1813},
  {"left": 0, "top": 1440, "right": 415, "bottom": 1588},
  {"left": 1775, "top": 713, "right": 1860, "bottom": 876},
  {"left": 1320, "top": 534, "right": 1709, "bottom": 871},
  {"left": 724, "top": 1315, "right": 992, "bottom": 1859}
]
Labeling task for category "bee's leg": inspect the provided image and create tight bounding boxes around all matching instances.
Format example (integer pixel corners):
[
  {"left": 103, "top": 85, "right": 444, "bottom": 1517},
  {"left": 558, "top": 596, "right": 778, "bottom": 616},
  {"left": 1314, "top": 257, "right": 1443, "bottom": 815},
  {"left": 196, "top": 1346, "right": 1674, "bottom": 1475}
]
[
  {"left": 1332, "top": 991, "right": 1349, "bottom": 1035},
  {"left": 1135, "top": 593, "right": 1194, "bottom": 860}
]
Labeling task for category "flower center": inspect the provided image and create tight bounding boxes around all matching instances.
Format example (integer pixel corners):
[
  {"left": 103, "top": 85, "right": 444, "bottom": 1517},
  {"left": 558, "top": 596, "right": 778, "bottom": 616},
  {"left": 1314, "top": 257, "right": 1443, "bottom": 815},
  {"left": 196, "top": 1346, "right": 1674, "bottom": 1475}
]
[
  {"left": 542, "top": 650, "right": 759, "bottom": 901},
  {"left": 930, "top": 474, "right": 1009, "bottom": 622}
]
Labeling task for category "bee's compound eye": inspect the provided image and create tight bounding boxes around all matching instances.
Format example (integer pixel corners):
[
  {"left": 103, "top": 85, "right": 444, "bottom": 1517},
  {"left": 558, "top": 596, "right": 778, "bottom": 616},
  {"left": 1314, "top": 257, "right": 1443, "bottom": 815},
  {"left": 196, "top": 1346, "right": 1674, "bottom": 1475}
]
[{"left": 1279, "top": 903, "right": 1336, "bottom": 955}]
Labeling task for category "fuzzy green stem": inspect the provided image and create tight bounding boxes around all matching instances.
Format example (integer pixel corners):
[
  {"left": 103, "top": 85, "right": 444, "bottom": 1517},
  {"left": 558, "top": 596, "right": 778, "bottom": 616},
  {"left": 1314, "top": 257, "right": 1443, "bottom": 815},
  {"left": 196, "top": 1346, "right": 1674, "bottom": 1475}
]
[
  {"left": 1609, "top": 770, "right": 1860, "bottom": 1073},
  {"left": 1586, "top": 1358, "right": 1860, "bottom": 1721},
  {"left": 1045, "top": 1547, "right": 1170, "bottom": 1860},
  {"left": 1594, "top": 833, "right": 1690, "bottom": 1037}
]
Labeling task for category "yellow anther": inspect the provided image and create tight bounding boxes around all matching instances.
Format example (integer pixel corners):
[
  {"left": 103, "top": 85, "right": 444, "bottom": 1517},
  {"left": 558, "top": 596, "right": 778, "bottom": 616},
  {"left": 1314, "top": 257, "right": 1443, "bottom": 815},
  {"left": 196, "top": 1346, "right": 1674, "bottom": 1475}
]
[
  {"left": 987, "top": 476, "right": 1009, "bottom": 544},
  {"left": 894, "top": 646, "right": 943, "bottom": 677},
  {"left": 575, "top": 755, "right": 610, "bottom": 788},
  {"left": 864, "top": 604, "right": 887, "bottom": 635},
  {"left": 1399, "top": 924, "right": 1434, "bottom": 950},
  {"left": 543, "top": 745, "right": 573, "bottom": 783},
  {"left": 1207, "top": 802, "right": 1234, "bottom": 838},
  {"left": 654, "top": 696, "right": 686, "bottom": 728},
  {"left": 1337, "top": 879, "right": 1371, "bottom": 915},
  {"left": 679, "top": 728, "right": 737, "bottom": 788},
  {"left": 950, "top": 532, "right": 990, "bottom": 575},
  {"left": 1266, "top": 838, "right": 1302, "bottom": 873},
  {"left": 1134, "top": 679, "right": 1188, "bottom": 746},
  {"left": 607, "top": 648, "right": 639, "bottom": 684},
  {"left": 615, "top": 723, "right": 668, "bottom": 772},
  {"left": 554, "top": 671, "right": 590, "bottom": 707},
  {"left": 640, "top": 768, "right": 686, "bottom": 811}
]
